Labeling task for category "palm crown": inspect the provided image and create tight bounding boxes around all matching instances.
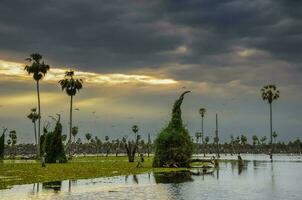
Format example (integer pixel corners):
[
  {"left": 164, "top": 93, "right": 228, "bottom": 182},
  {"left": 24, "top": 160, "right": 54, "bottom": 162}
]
[
  {"left": 132, "top": 125, "right": 139, "bottom": 134},
  {"left": 24, "top": 53, "right": 50, "bottom": 81},
  {"left": 261, "top": 84, "right": 280, "bottom": 104},
  {"left": 71, "top": 126, "right": 78, "bottom": 137},
  {"left": 27, "top": 108, "right": 40, "bottom": 123},
  {"left": 199, "top": 108, "right": 206, "bottom": 117},
  {"left": 59, "top": 70, "right": 83, "bottom": 96}
]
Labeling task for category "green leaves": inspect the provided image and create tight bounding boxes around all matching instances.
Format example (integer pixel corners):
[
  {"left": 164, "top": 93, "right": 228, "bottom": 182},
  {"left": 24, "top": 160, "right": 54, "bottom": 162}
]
[{"left": 153, "top": 91, "right": 193, "bottom": 167}]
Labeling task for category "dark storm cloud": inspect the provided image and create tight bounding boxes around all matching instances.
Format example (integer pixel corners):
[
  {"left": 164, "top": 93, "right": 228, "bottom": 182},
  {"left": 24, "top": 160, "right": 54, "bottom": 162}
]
[{"left": 0, "top": 0, "right": 301, "bottom": 77}]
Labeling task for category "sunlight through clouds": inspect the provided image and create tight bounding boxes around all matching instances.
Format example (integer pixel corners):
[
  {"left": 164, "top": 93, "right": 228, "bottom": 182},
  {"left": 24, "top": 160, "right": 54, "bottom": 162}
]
[{"left": 0, "top": 59, "right": 178, "bottom": 85}]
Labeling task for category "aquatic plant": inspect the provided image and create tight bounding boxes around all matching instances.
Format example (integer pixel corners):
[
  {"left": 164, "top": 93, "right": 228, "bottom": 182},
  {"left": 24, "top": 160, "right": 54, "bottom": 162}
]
[{"left": 153, "top": 91, "right": 193, "bottom": 167}]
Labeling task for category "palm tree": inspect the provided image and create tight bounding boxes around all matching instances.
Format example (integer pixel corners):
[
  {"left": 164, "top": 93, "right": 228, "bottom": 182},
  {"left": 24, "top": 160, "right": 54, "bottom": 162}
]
[
  {"left": 59, "top": 70, "right": 83, "bottom": 157},
  {"left": 260, "top": 136, "right": 267, "bottom": 153},
  {"left": 105, "top": 136, "right": 110, "bottom": 156},
  {"left": 272, "top": 131, "right": 278, "bottom": 154},
  {"left": 204, "top": 136, "right": 209, "bottom": 155},
  {"left": 272, "top": 131, "right": 278, "bottom": 143},
  {"left": 199, "top": 108, "right": 206, "bottom": 156},
  {"left": 230, "top": 135, "right": 235, "bottom": 155},
  {"left": 27, "top": 108, "right": 40, "bottom": 151},
  {"left": 71, "top": 126, "right": 79, "bottom": 143},
  {"left": 261, "top": 84, "right": 280, "bottom": 161},
  {"left": 9, "top": 130, "right": 17, "bottom": 158},
  {"left": 85, "top": 133, "right": 92, "bottom": 143},
  {"left": 24, "top": 53, "right": 50, "bottom": 158},
  {"left": 252, "top": 135, "right": 259, "bottom": 153},
  {"left": 195, "top": 132, "right": 202, "bottom": 154},
  {"left": 132, "top": 125, "right": 139, "bottom": 142},
  {"left": 240, "top": 135, "right": 247, "bottom": 153}
]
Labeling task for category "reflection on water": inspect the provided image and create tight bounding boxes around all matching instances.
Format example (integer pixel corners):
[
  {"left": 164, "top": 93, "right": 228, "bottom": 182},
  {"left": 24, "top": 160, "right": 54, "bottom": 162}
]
[
  {"left": 42, "top": 181, "right": 62, "bottom": 192},
  {"left": 1, "top": 155, "right": 302, "bottom": 200},
  {"left": 154, "top": 171, "right": 193, "bottom": 184}
]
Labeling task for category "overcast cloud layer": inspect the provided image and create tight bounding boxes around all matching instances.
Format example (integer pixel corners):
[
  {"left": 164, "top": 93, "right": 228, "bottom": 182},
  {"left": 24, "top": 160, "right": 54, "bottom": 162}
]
[{"left": 0, "top": 0, "right": 301, "bottom": 143}]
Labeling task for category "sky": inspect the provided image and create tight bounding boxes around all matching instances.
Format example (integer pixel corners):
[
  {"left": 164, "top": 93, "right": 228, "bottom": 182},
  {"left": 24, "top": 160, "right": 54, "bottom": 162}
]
[{"left": 0, "top": 0, "right": 301, "bottom": 143}]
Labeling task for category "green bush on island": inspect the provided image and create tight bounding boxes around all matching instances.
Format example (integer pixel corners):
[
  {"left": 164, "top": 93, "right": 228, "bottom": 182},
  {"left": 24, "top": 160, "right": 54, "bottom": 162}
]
[
  {"left": 43, "top": 116, "right": 67, "bottom": 163},
  {"left": 153, "top": 91, "right": 193, "bottom": 167}
]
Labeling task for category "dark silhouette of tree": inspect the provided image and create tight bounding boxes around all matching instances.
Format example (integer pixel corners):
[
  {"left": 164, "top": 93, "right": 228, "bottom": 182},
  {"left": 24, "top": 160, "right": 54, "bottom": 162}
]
[
  {"left": 27, "top": 108, "right": 40, "bottom": 155},
  {"left": 85, "top": 133, "right": 92, "bottom": 143},
  {"left": 0, "top": 128, "right": 7, "bottom": 159},
  {"left": 261, "top": 84, "right": 280, "bottom": 161},
  {"left": 95, "top": 136, "right": 101, "bottom": 156},
  {"left": 199, "top": 108, "right": 206, "bottom": 156},
  {"left": 195, "top": 132, "right": 202, "bottom": 154},
  {"left": 204, "top": 136, "right": 209, "bottom": 155},
  {"left": 62, "top": 134, "right": 67, "bottom": 142},
  {"left": 8, "top": 130, "right": 17, "bottom": 158},
  {"left": 272, "top": 131, "right": 278, "bottom": 143},
  {"left": 147, "top": 133, "right": 151, "bottom": 157},
  {"left": 44, "top": 115, "right": 67, "bottom": 163},
  {"left": 105, "top": 136, "right": 111, "bottom": 156},
  {"left": 252, "top": 135, "right": 259, "bottom": 153},
  {"left": 153, "top": 91, "right": 193, "bottom": 167},
  {"left": 24, "top": 53, "right": 50, "bottom": 158},
  {"left": 260, "top": 136, "right": 267, "bottom": 144},
  {"left": 132, "top": 125, "right": 139, "bottom": 141},
  {"left": 59, "top": 70, "right": 83, "bottom": 157},
  {"left": 124, "top": 126, "right": 140, "bottom": 162},
  {"left": 71, "top": 126, "right": 78, "bottom": 143}
]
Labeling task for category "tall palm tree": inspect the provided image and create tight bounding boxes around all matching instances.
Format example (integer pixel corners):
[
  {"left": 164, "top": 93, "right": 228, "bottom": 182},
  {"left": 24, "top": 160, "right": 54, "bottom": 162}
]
[
  {"left": 85, "top": 133, "right": 92, "bottom": 143},
  {"left": 24, "top": 53, "right": 50, "bottom": 158},
  {"left": 59, "top": 70, "right": 83, "bottom": 157},
  {"left": 132, "top": 125, "right": 139, "bottom": 142},
  {"left": 199, "top": 108, "right": 206, "bottom": 156},
  {"left": 132, "top": 125, "right": 139, "bottom": 156},
  {"left": 71, "top": 126, "right": 79, "bottom": 143},
  {"left": 195, "top": 132, "right": 202, "bottom": 154},
  {"left": 204, "top": 136, "right": 209, "bottom": 155},
  {"left": 261, "top": 84, "right": 280, "bottom": 161},
  {"left": 27, "top": 108, "right": 40, "bottom": 155}
]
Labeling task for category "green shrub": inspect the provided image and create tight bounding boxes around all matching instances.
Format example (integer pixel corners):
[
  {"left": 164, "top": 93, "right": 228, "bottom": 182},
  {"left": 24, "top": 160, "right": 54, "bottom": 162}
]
[
  {"left": 44, "top": 121, "right": 67, "bottom": 163},
  {"left": 153, "top": 91, "right": 193, "bottom": 167}
]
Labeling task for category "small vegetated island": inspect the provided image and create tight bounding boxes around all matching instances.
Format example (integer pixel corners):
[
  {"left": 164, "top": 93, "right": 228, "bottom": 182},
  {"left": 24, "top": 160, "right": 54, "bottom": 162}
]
[{"left": 153, "top": 91, "right": 193, "bottom": 167}]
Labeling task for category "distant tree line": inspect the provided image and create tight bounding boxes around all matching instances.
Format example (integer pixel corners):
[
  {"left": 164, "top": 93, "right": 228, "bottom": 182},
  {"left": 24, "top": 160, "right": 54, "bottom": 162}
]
[{"left": 2, "top": 135, "right": 302, "bottom": 158}]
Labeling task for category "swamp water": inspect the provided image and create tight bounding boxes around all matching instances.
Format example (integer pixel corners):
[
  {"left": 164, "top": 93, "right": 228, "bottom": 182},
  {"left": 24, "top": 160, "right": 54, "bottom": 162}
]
[{"left": 1, "top": 155, "right": 302, "bottom": 200}]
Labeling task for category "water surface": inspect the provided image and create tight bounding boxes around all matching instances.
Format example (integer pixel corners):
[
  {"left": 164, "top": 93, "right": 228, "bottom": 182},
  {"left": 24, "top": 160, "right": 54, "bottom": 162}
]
[{"left": 1, "top": 154, "right": 301, "bottom": 200}]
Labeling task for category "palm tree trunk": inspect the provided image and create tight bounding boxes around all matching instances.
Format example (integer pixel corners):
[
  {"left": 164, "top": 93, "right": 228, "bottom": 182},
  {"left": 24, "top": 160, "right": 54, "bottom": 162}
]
[
  {"left": 69, "top": 95, "right": 73, "bottom": 157},
  {"left": 34, "top": 121, "right": 37, "bottom": 154},
  {"left": 36, "top": 80, "right": 41, "bottom": 158},
  {"left": 270, "top": 103, "right": 273, "bottom": 161},
  {"left": 202, "top": 116, "right": 205, "bottom": 157}
]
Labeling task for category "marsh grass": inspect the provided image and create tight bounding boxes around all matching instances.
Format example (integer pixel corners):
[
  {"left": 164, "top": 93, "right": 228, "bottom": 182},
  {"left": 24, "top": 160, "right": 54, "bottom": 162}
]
[{"left": 0, "top": 156, "right": 186, "bottom": 189}]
